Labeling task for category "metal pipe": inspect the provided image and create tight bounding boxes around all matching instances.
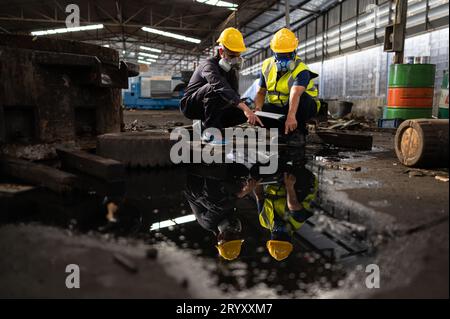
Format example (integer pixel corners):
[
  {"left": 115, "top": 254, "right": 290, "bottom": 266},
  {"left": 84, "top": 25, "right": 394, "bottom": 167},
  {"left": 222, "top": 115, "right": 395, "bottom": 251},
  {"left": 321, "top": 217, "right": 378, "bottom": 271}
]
[
  {"left": 393, "top": 0, "right": 408, "bottom": 64},
  {"left": 285, "top": 0, "right": 290, "bottom": 28}
]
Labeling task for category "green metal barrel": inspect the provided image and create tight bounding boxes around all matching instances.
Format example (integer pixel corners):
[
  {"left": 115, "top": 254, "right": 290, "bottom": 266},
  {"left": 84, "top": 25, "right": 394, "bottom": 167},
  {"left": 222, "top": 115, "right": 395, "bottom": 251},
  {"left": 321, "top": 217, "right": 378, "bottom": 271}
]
[
  {"left": 384, "top": 64, "right": 436, "bottom": 120},
  {"left": 383, "top": 107, "right": 434, "bottom": 119},
  {"left": 388, "top": 64, "right": 436, "bottom": 88}
]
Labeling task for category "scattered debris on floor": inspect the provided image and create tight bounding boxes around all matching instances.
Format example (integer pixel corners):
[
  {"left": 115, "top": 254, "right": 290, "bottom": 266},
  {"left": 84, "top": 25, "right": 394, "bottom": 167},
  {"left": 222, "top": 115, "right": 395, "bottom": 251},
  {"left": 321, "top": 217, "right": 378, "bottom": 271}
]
[
  {"left": 404, "top": 168, "right": 449, "bottom": 179},
  {"left": 125, "top": 119, "right": 157, "bottom": 131},
  {"left": 317, "top": 116, "right": 375, "bottom": 131},
  {"left": 113, "top": 253, "right": 139, "bottom": 274},
  {"left": 323, "top": 163, "right": 362, "bottom": 172},
  {"left": 435, "top": 175, "right": 450, "bottom": 182}
]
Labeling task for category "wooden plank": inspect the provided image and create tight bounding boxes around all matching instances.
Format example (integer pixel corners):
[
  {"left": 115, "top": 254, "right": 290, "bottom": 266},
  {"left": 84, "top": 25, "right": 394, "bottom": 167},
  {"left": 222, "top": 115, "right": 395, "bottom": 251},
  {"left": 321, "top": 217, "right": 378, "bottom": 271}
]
[
  {"left": 307, "top": 130, "right": 373, "bottom": 150},
  {"left": 0, "top": 156, "right": 77, "bottom": 193},
  {"left": 56, "top": 147, "right": 125, "bottom": 182},
  {"left": 0, "top": 183, "right": 35, "bottom": 195}
]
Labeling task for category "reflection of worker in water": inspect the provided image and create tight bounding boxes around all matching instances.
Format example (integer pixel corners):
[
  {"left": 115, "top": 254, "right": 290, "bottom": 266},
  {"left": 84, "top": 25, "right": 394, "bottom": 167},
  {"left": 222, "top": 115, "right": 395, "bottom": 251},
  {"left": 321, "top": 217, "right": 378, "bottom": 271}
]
[
  {"left": 184, "top": 165, "right": 254, "bottom": 260},
  {"left": 253, "top": 166, "right": 318, "bottom": 261}
]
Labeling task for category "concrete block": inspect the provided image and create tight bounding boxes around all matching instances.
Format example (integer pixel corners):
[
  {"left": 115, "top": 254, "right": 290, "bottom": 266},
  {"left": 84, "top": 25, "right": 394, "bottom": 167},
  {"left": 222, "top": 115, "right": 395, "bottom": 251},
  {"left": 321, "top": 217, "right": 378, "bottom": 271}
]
[{"left": 96, "top": 131, "right": 176, "bottom": 167}]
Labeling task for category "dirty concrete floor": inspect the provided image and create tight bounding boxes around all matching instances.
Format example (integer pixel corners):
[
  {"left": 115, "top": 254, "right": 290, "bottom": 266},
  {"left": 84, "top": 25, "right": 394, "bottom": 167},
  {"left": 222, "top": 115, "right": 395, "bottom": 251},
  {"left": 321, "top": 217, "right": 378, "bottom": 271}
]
[
  {"left": 311, "top": 131, "right": 449, "bottom": 298},
  {"left": 0, "top": 224, "right": 190, "bottom": 298},
  {"left": 0, "top": 110, "right": 448, "bottom": 298}
]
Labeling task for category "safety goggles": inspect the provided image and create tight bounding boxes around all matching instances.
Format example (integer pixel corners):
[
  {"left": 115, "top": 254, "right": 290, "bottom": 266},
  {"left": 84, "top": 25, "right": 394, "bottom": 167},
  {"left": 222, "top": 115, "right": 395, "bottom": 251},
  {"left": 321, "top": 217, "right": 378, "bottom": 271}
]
[
  {"left": 274, "top": 52, "right": 295, "bottom": 62},
  {"left": 223, "top": 46, "right": 241, "bottom": 59}
]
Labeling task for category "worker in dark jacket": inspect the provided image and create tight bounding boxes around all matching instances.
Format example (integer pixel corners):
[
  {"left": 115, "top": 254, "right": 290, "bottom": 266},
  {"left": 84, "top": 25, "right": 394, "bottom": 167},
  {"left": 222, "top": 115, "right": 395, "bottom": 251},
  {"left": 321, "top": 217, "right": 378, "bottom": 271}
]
[
  {"left": 184, "top": 164, "right": 256, "bottom": 260},
  {"left": 180, "top": 27, "right": 263, "bottom": 143}
]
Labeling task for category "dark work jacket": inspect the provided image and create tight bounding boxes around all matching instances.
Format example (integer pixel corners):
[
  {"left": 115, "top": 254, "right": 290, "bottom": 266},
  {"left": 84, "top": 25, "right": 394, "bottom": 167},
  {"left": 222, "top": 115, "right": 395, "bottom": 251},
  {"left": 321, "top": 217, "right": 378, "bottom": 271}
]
[
  {"left": 184, "top": 173, "right": 241, "bottom": 234},
  {"left": 181, "top": 56, "right": 241, "bottom": 109}
]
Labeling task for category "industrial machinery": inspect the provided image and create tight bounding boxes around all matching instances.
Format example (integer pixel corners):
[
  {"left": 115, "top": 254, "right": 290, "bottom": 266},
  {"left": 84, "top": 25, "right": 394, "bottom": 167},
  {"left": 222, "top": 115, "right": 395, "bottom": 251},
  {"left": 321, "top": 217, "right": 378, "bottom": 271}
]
[
  {"left": 0, "top": 34, "right": 133, "bottom": 160},
  {"left": 123, "top": 71, "right": 192, "bottom": 110}
]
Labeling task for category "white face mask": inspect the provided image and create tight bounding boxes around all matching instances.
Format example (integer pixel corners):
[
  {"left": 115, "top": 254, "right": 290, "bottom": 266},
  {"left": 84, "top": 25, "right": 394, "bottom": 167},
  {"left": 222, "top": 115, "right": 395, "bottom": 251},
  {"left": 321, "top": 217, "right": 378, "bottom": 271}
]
[
  {"left": 231, "top": 56, "right": 244, "bottom": 70},
  {"left": 219, "top": 51, "right": 243, "bottom": 72},
  {"left": 218, "top": 57, "right": 232, "bottom": 72}
]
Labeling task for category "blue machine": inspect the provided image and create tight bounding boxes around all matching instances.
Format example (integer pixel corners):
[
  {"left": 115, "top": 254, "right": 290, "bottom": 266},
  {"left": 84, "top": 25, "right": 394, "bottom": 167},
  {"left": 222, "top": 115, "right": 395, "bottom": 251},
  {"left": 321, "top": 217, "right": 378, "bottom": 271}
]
[{"left": 123, "top": 76, "right": 184, "bottom": 110}]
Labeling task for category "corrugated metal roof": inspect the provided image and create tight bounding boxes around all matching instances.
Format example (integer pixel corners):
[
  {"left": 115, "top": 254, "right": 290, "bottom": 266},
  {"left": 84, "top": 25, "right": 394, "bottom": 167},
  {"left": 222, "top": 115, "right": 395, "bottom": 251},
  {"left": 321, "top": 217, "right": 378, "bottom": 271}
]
[{"left": 241, "top": 0, "right": 342, "bottom": 57}]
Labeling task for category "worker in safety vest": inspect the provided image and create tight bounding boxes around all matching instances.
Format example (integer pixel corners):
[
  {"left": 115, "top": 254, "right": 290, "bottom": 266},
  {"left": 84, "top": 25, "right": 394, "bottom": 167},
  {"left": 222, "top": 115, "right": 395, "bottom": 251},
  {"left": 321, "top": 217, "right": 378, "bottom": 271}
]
[
  {"left": 183, "top": 164, "right": 256, "bottom": 260},
  {"left": 180, "top": 27, "right": 263, "bottom": 144},
  {"left": 254, "top": 28, "right": 320, "bottom": 146},
  {"left": 253, "top": 166, "right": 318, "bottom": 261}
]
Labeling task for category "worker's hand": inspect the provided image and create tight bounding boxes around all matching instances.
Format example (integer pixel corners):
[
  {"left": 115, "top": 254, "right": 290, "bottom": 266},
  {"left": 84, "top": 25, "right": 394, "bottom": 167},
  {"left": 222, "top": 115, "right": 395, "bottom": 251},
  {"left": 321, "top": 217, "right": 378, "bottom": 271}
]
[
  {"left": 284, "top": 114, "right": 297, "bottom": 134},
  {"left": 237, "top": 178, "right": 261, "bottom": 198},
  {"left": 243, "top": 108, "right": 264, "bottom": 127},
  {"left": 106, "top": 202, "right": 119, "bottom": 222},
  {"left": 284, "top": 173, "right": 296, "bottom": 189}
]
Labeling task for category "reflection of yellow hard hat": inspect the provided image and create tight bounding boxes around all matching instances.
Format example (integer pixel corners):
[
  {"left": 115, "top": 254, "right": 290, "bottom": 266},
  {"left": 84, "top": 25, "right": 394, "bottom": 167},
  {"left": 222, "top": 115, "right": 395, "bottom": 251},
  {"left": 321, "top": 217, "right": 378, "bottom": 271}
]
[
  {"left": 270, "top": 28, "right": 299, "bottom": 53},
  {"left": 217, "top": 27, "right": 247, "bottom": 53},
  {"left": 266, "top": 240, "right": 293, "bottom": 261},
  {"left": 216, "top": 239, "right": 244, "bottom": 260}
]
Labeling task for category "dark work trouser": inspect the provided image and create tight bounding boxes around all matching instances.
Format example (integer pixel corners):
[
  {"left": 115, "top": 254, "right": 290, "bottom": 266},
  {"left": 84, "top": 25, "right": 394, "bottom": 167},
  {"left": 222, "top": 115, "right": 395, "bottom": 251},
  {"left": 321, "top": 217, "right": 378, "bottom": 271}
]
[
  {"left": 180, "top": 83, "right": 247, "bottom": 130},
  {"left": 260, "top": 92, "right": 318, "bottom": 135}
]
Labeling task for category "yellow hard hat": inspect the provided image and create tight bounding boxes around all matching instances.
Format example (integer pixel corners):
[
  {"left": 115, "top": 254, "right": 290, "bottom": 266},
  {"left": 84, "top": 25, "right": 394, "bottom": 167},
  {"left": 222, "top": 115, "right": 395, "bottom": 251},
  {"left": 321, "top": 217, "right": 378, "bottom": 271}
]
[
  {"left": 270, "top": 28, "right": 299, "bottom": 53},
  {"left": 266, "top": 240, "right": 293, "bottom": 261},
  {"left": 216, "top": 239, "right": 244, "bottom": 260},
  {"left": 217, "top": 27, "right": 247, "bottom": 53}
]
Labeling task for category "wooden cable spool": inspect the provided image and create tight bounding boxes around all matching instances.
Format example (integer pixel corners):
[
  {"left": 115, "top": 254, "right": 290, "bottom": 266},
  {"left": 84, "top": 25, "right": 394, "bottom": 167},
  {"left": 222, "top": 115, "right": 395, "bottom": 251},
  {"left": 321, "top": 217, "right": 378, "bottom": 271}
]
[{"left": 395, "top": 119, "right": 449, "bottom": 167}]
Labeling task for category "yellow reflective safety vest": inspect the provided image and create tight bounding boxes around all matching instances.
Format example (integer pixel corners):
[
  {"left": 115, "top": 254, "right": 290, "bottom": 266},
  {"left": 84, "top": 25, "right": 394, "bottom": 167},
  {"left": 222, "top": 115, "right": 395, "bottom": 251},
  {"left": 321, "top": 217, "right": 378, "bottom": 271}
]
[
  {"left": 261, "top": 56, "right": 320, "bottom": 111},
  {"left": 258, "top": 181, "right": 318, "bottom": 233}
]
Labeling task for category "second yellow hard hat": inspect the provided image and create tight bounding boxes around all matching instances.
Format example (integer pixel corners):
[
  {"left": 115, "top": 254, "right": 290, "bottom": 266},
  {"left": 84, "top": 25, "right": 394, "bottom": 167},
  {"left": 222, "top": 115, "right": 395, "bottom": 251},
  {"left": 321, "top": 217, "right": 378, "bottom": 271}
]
[
  {"left": 270, "top": 28, "right": 299, "bottom": 53},
  {"left": 216, "top": 239, "right": 244, "bottom": 260},
  {"left": 266, "top": 240, "right": 293, "bottom": 261},
  {"left": 217, "top": 27, "right": 247, "bottom": 53}
]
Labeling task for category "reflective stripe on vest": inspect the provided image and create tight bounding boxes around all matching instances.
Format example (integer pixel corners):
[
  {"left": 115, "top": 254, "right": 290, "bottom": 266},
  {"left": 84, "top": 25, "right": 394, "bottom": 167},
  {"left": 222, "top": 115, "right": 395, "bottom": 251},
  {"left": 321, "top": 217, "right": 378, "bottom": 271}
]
[
  {"left": 261, "top": 56, "right": 320, "bottom": 110},
  {"left": 259, "top": 185, "right": 305, "bottom": 231},
  {"left": 259, "top": 175, "right": 319, "bottom": 231}
]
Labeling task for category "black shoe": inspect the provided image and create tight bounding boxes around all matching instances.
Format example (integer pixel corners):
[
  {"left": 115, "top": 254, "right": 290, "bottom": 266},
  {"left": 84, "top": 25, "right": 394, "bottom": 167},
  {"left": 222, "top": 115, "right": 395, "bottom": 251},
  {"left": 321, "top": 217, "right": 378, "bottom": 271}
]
[{"left": 287, "top": 130, "right": 305, "bottom": 147}]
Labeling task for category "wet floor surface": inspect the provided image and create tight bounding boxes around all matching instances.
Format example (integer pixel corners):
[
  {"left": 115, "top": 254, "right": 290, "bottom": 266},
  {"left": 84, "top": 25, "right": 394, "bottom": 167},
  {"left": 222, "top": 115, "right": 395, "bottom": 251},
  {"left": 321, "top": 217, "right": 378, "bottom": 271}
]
[
  {"left": 0, "top": 146, "right": 379, "bottom": 298},
  {"left": 1, "top": 106, "right": 448, "bottom": 298}
]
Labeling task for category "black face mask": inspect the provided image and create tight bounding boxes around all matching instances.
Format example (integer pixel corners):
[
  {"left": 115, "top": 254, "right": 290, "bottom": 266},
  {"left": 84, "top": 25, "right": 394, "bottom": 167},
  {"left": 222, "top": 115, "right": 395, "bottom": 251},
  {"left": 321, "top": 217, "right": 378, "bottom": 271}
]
[{"left": 274, "top": 52, "right": 296, "bottom": 72}]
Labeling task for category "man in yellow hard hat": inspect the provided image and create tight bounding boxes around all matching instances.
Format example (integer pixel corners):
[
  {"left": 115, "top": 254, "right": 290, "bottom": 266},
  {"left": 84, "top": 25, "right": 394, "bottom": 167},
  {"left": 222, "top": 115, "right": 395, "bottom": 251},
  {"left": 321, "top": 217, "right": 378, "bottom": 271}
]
[
  {"left": 254, "top": 28, "right": 320, "bottom": 146},
  {"left": 180, "top": 27, "right": 263, "bottom": 144}
]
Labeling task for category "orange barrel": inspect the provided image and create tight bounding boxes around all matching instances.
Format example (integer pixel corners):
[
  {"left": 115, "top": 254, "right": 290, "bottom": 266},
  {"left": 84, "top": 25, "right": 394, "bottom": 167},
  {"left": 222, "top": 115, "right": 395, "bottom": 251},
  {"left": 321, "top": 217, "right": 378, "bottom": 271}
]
[
  {"left": 394, "top": 119, "right": 449, "bottom": 167},
  {"left": 384, "top": 64, "right": 436, "bottom": 119}
]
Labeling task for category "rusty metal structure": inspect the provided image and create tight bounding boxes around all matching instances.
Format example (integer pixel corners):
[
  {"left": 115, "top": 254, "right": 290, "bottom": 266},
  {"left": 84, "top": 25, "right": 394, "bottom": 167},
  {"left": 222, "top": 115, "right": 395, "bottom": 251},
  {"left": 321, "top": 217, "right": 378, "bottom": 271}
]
[{"left": 0, "top": 34, "right": 133, "bottom": 159}]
